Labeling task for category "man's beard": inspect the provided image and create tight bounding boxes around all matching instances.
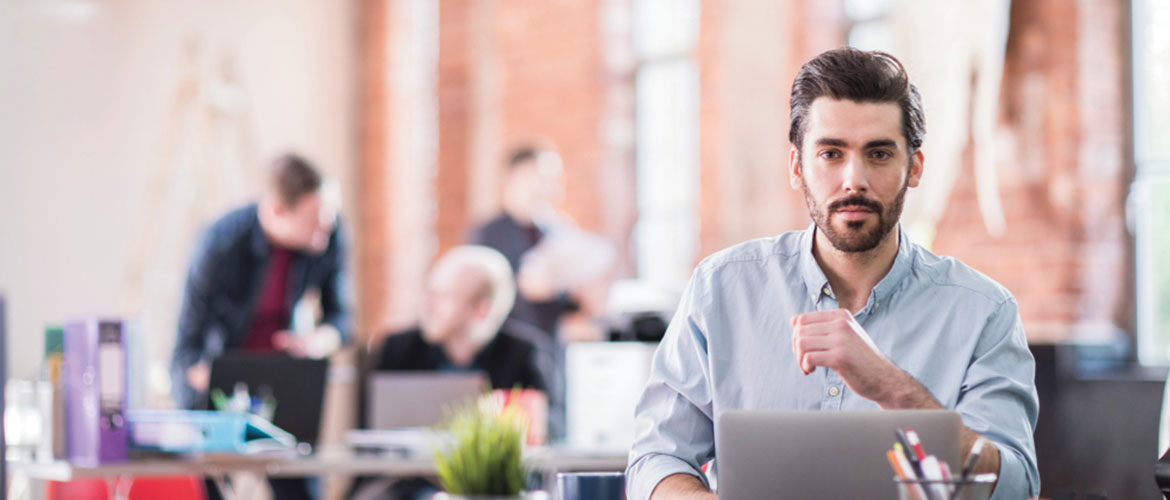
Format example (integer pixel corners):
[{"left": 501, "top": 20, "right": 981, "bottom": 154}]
[{"left": 800, "top": 166, "right": 908, "bottom": 253}]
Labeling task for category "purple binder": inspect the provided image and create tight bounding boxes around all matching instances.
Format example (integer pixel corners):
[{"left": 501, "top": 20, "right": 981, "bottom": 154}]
[{"left": 63, "top": 318, "right": 128, "bottom": 465}]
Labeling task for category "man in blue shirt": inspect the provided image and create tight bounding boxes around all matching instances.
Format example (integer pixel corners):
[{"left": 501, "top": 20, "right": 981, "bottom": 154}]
[{"left": 626, "top": 48, "right": 1039, "bottom": 500}]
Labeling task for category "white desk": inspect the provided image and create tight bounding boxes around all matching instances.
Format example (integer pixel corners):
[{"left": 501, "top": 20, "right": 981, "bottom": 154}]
[{"left": 7, "top": 446, "right": 627, "bottom": 499}]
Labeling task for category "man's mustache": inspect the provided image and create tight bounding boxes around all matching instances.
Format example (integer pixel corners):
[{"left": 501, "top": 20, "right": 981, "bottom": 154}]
[{"left": 828, "top": 195, "right": 883, "bottom": 214}]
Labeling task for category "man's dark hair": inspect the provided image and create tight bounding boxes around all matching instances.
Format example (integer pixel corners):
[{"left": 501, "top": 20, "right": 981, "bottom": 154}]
[
  {"left": 788, "top": 47, "right": 925, "bottom": 154},
  {"left": 506, "top": 145, "right": 543, "bottom": 170},
  {"left": 269, "top": 153, "right": 322, "bottom": 207}
]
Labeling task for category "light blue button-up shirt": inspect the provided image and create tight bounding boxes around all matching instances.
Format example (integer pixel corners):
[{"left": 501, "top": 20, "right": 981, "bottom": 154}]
[{"left": 626, "top": 225, "right": 1039, "bottom": 500}]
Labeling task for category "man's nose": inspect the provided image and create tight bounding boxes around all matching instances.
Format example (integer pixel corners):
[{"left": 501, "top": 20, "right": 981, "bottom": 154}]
[{"left": 842, "top": 155, "right": 868, "bottom": 193}]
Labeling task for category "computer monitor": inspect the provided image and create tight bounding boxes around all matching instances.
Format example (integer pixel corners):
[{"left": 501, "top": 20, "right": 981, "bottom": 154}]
[{"left": 207, "top": 354, "right": 328, "bottom": 447}]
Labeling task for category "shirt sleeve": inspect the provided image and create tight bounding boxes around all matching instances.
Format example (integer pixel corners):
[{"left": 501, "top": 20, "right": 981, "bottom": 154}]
[
  {"left": 955, "top": 298, "right": 1040, "bottom": 500},
  {"left": 626, "top": 268, "right": 716, "bottom": 500},
  {"left": 170, "top": 229, "right": 222, "bottom": 409}
]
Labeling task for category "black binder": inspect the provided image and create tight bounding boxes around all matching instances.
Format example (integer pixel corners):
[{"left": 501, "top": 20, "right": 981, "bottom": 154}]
[
  {"left": 1, "top": 294, "right": 7, "bottom": 498},
  {"left": 1157, "top": 445, "right": 1170, "bottom": 499}
]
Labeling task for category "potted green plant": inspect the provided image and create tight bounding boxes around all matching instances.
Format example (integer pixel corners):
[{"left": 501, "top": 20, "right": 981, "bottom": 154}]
[{"left": 432, "top": 395, "right": 546, "bottom": 500}]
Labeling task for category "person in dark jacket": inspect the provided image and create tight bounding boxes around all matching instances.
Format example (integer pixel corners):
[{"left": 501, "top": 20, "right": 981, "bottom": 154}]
[
  {"left": 376, "top": 245, "right": 552, "bottom": 398},
  {"left": 170, "top": 153, "right": 351, "bottom": 500},
  {"left": 352, "top": 246, "right": 553, "bottom": 500}
]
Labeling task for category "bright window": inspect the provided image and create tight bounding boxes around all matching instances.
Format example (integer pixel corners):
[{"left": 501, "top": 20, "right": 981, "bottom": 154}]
[
  {"left": 1133, "top": 0, "right": 1170, "bottom": 365},
  {"left": 632, "top": 0, "right": 700, "bottom": 287}
]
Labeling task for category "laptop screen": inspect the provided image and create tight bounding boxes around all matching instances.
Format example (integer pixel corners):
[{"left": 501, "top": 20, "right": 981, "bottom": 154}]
[
  {"left": 208, "top": 354, "right": 329, "bottom": 446},
  {"left": 366, "top": 372, "right": 487, "bottom": 430}
]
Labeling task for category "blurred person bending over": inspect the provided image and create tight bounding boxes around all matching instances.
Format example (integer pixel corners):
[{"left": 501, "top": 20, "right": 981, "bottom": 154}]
[
  {"left": 352, "top": 245, "right": 552, "bottom": 500},
  {"left": 626, "top": 48, "right": 1038, "bottom": 500},
  {"left": 171, "top": 153, "right": 352, "bottom": 500}
]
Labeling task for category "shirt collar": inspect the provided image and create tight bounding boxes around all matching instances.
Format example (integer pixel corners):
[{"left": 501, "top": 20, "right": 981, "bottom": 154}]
[
  {"left": 798, "top": 223, "right": 915, "bottom": 307},
  {"left": 799, "top": 224, "right": 832, "bottom": 303},
  {"left": 873, "top": 225, "right": 914, "bottom": 307}
]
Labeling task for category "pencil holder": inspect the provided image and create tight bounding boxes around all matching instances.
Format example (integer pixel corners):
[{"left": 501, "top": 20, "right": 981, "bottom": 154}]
[{"left": 894, "top": 474, "right": 996, "bottom": 500}]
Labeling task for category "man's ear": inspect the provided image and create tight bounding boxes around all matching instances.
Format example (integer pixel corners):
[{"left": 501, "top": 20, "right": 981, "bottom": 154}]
[
  {"left": 788, "top": 146, "right": 802, "bottom": 190},
  {"left": 472, "top": 297, "right": 492, "bottom": 320},
  {"left": 264, "top": 194, "right": 290, "bottom": 217},
  {"left": 907, "top": 149, "right": 924, "bottom": 188},
  {"left": 260, "top": 197, "right": 282, "bottom": 219}
]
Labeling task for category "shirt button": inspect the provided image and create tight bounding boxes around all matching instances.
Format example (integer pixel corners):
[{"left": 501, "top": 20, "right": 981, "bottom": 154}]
[{"left": 828, "top": 386, "right": 840, "bottom": 397}]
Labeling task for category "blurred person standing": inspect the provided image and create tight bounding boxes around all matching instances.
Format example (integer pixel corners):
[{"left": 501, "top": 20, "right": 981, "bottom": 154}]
[{"left": 171, "top": 153, "right": 352, "bottom": 500}]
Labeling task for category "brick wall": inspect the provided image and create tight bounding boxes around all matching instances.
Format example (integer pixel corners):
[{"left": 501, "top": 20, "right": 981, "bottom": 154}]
[
  {"left": 931, "top": 0, "right": 1131, "bottom": 342},
  {"left": 355, "top": 0, "right": 391, "bottom": 341}
]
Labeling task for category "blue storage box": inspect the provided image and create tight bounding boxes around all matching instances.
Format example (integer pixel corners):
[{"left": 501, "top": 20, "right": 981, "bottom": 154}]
[{"left": 127, "top": 410, "right": 295, "bottom": 454}]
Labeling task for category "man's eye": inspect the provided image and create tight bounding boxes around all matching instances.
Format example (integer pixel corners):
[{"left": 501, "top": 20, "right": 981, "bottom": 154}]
[
  {"left": 871, "top": 150, "right": 892, "bottom": 160},
  {"left": 820, "top": 150, "right": 841, "bottom": 160}
]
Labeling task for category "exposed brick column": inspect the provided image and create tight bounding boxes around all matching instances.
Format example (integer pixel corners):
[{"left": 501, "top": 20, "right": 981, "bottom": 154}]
[
  {"left": 696, "top": 0, "right": 845, "bottom": 259},
  {"left": 355, "top": 0, "right": 392, "bottom": 343},
  {"left": 436, "top": 1, "right": 473, "bottom": 255},
  {"left": 355, "top": 0, "right": 439, "bottom": 344}
]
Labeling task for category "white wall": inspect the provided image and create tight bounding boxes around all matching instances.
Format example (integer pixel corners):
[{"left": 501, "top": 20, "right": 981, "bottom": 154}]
[{"left": 0, "top": 0, "right": 356, "bottom": 401}]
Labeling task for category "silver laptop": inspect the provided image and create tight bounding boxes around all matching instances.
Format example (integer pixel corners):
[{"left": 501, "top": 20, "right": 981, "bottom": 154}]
[
  {"left": 366, "top": 372, "right": 487, "bottom": 429},
  {"left": 716, "top": 410, "right": 961, "bottom": 500}
]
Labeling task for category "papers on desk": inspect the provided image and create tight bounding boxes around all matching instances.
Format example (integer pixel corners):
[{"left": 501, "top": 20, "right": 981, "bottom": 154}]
[
  {"left": 346, "top": 428, "right": 453, "bottom": 456},
  {"left": 127, "top": 410, "right": 296, "bottom": 455}
]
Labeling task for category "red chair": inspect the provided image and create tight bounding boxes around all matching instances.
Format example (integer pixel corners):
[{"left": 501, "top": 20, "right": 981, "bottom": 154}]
[
  {"left": 46, "top": 476, "right": 206, "bottom": 500},
  {"left": 45, "top": 479, "right": 107, "bottom": 500},
  {"left": 128, "top": 476, "right": 206, "bottom": 500}
]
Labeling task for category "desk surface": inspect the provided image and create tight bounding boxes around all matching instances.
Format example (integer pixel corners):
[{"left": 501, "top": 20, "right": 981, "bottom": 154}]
[{"left": 7, "top": 446, "right": 628, "bottom": 481}]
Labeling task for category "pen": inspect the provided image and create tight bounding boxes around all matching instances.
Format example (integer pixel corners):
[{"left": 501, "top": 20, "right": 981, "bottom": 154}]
[
  {"left": 905, "top": 429, "right": 928, "bottom": 461},
  {"left": 920, "top": 455, "right": 950, "bottom": 500},
  {"left": 906, "top": 429, "right": 945, "bottom": 499},
  {"left": 895, "top": 443, "right": 936, "bottom": 500},
  {"left": 896, "top": 431, "right": 928, "bottom": 488},
  {"left": 890, "top": 447, "right": 929, "bottom": 500},
  {"left": 960, "top": 437, "right": 987, "bottom": 480},
  {"left": 939, "top": 461, "right": 958, "bottom": 500}
]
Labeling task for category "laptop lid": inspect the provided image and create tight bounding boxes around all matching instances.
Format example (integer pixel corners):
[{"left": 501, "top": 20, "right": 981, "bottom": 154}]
[
  {"left": 366, "top": 372, "right": 487, "bottom": 430},
  {"left": 207, "top": 354, "right": 328, "bottom": 446},
  {"left": 715, "top": 410, "right": 961, "bottom": 500}
]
